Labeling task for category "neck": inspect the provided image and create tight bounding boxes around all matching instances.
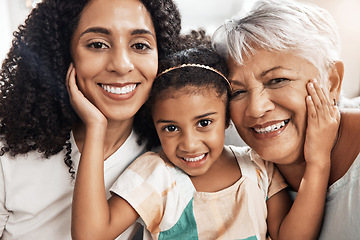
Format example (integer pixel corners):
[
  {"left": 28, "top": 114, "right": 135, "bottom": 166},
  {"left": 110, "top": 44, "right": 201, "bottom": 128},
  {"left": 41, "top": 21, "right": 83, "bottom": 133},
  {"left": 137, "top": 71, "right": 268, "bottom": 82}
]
[
  {"left": 276, "top": 159, "right": 306, "bottom": 191},
  {"left": 277, "top": 112, "right": 345, "bottom": 191},
  {"left": 73, "top": 118, "right": 134, "bottom": 160}
]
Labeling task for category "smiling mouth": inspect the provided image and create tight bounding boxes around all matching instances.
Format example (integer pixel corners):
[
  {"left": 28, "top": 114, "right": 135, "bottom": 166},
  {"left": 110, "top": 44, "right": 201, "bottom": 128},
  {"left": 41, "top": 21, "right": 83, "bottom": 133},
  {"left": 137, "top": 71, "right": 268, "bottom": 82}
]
[
  {"left": 182, "top": 154, "right": 206, "bottom": 162},
  {"left": 100, "top": 83, "right": 137, "bottom": 95},
  {"left": 253, "top": 119, "right": 290, "bottom": 134}
]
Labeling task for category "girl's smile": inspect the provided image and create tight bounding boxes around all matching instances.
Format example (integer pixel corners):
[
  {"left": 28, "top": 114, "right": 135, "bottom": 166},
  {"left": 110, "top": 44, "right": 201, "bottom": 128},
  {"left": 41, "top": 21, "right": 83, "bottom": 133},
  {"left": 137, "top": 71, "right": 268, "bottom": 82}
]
[{"left": 152, "top": 87, "right": 228, "bottom": 177}]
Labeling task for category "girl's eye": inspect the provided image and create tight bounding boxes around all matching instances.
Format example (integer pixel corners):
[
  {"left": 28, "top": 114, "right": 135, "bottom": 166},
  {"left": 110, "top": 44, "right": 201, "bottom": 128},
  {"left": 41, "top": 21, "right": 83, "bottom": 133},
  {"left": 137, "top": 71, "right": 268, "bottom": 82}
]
[
  {"left": 197, "top": 119, "right": 211, "bottom": 128},
  {"left": 164, "top": 125, "right": 178, "bottom": 132},
  {"left": 87, "top": 41, "right": 109, "bottom": 49},
  {"left": 132, "top": 43, "right": 151, "bottom": 51}
]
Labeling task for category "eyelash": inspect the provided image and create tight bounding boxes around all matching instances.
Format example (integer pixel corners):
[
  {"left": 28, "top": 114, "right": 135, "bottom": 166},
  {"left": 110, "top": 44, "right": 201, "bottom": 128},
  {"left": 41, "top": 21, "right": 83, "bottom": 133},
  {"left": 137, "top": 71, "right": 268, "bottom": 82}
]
[
  {"left": 86, "top": 41, "right": 151, "bottom": 52},
  {"left": 231, "top": 78, "right": 290, "bottom": 100},
  {"left": 163, "top": 125, "right": 178, "bottom": 132},
  {"left": 231, "top": 89, "right": 246, "bottom": 99},
  {"left": 132, "top": 42, "right": 151, "bottom": 51},
  {"left": 197, "top": 119, "right": 212, "bottom": 128},
  {"left": 86, "top": 41, "right": 109, "bottom": 49},
  {"left": 267, "top": 78, "right": 289, "bottom": 86},
  {"left": 161, "top": 119, "right": 212, "bottom": 133}
]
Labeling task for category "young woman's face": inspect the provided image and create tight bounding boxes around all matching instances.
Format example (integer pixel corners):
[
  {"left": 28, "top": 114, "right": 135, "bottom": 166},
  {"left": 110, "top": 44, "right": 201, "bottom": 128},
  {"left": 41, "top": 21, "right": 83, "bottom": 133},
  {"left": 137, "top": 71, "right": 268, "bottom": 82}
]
[
  {"left": 152, "top": 87, "right": 227, "bottom": 177},
  {"left": 71, "top": 0, "right": 157, "bottom": 122},
  {"left": 228, "top": 49, "right": 323, "bottom": 165}
]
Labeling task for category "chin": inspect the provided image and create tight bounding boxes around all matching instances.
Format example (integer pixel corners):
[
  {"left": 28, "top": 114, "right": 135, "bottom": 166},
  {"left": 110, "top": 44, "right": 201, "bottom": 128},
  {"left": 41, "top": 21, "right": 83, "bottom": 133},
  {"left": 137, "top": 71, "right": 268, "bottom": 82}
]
[{"left": 256, "top": 145, "right": 303, "bottom": 165}]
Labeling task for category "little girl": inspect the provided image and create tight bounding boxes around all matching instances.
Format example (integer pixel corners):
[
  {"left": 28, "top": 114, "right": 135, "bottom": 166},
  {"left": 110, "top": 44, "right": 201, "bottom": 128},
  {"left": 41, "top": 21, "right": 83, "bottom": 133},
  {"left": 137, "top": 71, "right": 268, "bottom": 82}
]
[{"left": 69, "top": 47, "right": 339, "bottom": 240}]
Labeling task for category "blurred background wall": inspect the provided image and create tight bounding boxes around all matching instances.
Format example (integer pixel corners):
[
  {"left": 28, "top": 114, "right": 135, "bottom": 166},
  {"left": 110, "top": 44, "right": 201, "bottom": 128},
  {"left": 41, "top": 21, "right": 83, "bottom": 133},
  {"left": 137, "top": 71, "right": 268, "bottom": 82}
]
[{"left": 1, "top": 0, "right": 359, "bottom": 98}]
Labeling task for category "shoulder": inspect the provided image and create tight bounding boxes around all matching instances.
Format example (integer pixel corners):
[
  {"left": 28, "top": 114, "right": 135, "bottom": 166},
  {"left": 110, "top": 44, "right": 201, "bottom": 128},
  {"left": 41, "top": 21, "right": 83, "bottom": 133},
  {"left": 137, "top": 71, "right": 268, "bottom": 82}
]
[
  {"left": 122, "top": 151, "right": 184, "bottom": 184},
  {"left": 339, "top": 109, "right": 360, "bottom": 149},
  {"left": 227, "top": 145, "right": 275, "bottom": 172},
  {"left": 128, "top": 151, "right": 170, "bottom": 170}
]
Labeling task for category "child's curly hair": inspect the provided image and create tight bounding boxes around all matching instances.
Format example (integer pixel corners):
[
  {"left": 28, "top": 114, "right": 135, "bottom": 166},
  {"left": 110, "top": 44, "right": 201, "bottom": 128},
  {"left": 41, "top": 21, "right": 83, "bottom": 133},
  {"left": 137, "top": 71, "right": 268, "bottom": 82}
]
[
  {"left": 141, "top": 31, "right": 230, "bottom": 147},
  {"left": 0, "top": 0, "right": 181, "bottom": 177}
]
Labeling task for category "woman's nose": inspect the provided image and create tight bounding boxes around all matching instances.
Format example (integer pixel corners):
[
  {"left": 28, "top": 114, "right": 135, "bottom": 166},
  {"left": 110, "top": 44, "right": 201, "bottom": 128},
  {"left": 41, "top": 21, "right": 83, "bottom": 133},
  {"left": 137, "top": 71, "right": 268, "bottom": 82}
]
[
  {"left": 246, "top": 88, "right": 275, "bottom": 118},
  {"left": 107, "top": 48, "right": 134, "bottom": 74}
]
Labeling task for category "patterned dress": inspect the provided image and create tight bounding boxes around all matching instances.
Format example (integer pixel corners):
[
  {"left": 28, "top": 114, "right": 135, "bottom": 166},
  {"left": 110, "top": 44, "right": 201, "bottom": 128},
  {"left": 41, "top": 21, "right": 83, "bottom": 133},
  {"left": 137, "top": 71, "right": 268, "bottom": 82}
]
[{"left": 110, "top": 146, "right": 287, "bottom": 240}]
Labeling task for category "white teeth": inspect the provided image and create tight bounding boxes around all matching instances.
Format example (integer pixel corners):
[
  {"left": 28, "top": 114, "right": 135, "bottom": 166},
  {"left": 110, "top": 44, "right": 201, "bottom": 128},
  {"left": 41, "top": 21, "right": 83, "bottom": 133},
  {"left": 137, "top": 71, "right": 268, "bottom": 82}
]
[
  {"left": 101, "top": 84, "right": 136, "bottom": 95},
  {"left": 182, "top": 154, "right": 206, "bottom": 162},
  {"left": 254, "top": 120, "right": 287, "bottom": 133}
]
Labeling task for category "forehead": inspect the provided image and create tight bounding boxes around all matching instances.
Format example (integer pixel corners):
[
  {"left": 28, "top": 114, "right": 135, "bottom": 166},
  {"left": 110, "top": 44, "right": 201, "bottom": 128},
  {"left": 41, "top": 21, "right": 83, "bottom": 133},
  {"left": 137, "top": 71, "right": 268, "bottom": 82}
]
[
  {"left": 227, "top": 49, "right": 319, "bottom": 80},
  {"left": 76, "top": 0, "right": 154, "bottom": 35},
  {"left": 155, "top": 85, "right": 227, "bottom": 102},
  {"left": 153, "top": 88, "right": 226, "bottom": 116}
]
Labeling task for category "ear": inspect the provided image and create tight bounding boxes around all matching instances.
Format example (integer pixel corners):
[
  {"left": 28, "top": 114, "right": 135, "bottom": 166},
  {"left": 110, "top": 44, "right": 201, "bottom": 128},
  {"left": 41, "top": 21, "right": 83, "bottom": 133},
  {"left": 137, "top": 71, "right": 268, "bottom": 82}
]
[{"left": 327, "top": 61, "right": 344, "bottom": 102}]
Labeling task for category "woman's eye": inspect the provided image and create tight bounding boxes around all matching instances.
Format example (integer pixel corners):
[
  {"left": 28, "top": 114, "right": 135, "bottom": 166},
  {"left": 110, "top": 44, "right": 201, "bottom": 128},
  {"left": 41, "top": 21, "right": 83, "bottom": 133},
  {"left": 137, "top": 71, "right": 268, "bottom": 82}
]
[
  {"left": 132, "top": 43, "right": 150, "bottom": 51},
  {"left": 164, "top": 125, "right": 178, "bottom": 132},
  {"left": 231, "top": 89, "right": 246, "bottom": 100},
  {"left": 87, "top": 42, "right": 109, "bottom": 49},
  {"left": 197, "top": 119, "right": 211, "bottom": 128},
  {"left": 268, "top": 78, "right": 289, "bottom": 86}
]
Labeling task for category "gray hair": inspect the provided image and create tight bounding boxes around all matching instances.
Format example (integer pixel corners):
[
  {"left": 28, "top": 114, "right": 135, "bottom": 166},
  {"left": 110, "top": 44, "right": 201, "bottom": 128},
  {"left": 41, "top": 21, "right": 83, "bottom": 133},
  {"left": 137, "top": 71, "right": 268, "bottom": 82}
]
[{"left": 212, "top": 0, "right": 341, "bottom": 79}]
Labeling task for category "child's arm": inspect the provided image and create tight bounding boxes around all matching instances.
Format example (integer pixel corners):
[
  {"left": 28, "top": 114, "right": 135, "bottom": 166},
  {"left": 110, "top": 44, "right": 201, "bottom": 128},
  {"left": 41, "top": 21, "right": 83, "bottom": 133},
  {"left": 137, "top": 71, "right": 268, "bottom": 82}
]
[
  {"left": 66, "top": 65, "right": 139, "bottom": 240},
  {"left": 266, "top": 79, "right": 340, "bottom": 240}
]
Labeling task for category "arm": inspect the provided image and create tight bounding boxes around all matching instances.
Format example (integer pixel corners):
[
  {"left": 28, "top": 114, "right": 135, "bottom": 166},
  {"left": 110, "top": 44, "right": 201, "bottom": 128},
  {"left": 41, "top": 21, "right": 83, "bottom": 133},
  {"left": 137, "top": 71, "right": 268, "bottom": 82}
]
[
  {"left": 267, "top": 79, "right": 340, "bottom": 240},
  {"left": 0, "top": 160, "right": 8, "bottom": 236},
  {"left": 66, "top": 64, "right": 139, "bottom": 240}
]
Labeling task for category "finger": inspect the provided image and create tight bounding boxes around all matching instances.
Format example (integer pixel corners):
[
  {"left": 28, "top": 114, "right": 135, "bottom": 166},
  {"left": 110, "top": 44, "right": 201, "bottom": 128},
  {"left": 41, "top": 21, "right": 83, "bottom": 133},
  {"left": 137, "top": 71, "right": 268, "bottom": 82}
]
[
  {"left": 307, "top": 81, "right": 322, "bottom": 118},
  {"left": 306, "top": 95, "right": 317, "bottom": 122},
  {"left": 66, "top": 64, "right": 77, "bottom": 99},
  {"left": 66, "top": 63, "right": 73, "bottom": 86},
  {"left": 313, "top": 80, "right": 332, "bottom": 117}
]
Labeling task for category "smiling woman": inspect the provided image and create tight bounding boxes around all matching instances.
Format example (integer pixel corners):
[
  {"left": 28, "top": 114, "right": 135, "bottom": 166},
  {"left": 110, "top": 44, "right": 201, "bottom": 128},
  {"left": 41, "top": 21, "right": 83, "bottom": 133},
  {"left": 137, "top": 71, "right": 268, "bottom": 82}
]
[
  {"left": 212, "top": 0, "right": 360, "bottom": 239},
  {"left": 70, "top": 0, "right": 158, "bottom": 127},
  {"left": 0, "top": 0, "right": 181, "bottom": 239}
]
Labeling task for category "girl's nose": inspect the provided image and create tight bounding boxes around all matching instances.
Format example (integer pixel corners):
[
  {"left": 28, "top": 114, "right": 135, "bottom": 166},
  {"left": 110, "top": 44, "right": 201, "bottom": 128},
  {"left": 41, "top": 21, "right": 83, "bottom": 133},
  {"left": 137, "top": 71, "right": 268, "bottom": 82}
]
[
  {"left": 178, "top": 130, "right": 201, "bottom": 153},
  {"left": 107, "top": 48, "right": 134, "bottom": 74}
]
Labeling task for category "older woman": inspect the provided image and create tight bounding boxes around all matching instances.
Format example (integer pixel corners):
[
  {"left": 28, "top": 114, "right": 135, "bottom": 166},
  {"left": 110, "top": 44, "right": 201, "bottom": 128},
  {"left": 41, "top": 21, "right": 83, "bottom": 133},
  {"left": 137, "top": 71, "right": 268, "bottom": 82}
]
[{"left": 212, "top": 0, "right": 360, "bottom": 239}]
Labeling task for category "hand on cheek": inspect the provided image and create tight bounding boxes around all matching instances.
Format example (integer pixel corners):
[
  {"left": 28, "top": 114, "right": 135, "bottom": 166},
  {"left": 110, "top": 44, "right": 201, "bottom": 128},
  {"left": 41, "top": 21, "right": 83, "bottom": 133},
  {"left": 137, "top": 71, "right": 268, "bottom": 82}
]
[
  {"left": 66, "top": 63, "right": 107, "bottom": 128},
  {"left": 304, "top": 79, "right": 340, "bottom": 167}
]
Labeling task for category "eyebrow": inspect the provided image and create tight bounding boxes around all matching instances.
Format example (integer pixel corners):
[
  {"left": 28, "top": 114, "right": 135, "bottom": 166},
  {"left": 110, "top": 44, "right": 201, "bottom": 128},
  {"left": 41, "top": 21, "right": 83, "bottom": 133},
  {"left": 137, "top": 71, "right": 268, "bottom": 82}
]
[
  {"left": 155, "top": 119, "right": 176, "bottom": 124},
  {"left": 230, "top": 66, "right": 291, "bottom": 85},
  {"left": 155, "top": 112, "right": 217, "bottom": 125},
  {"left": 261, "top": 66, "right": 290, "bottom": 77},
  {"left": 80, "top": 27, "right": 110, "bottom": 38},
  {"left": 79, "top": 27, "right": 154, "bottom": 39},
  {"left": 131, "top": 29, "right": 155, "bottom": 37},
  {"left": 194, "top": 112, "right": 217, "bottom": 120}
]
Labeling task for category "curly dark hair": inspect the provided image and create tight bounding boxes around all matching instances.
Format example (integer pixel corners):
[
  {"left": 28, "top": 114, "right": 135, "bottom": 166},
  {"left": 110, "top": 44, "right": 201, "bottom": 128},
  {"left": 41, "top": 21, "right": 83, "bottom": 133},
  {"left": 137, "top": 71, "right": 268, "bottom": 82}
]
[
  {"left": 142, "top": 38, "right": 230, "bottom": 147},
  {"left": 0, "top": 0, "right": 181, "bottom": 176}
]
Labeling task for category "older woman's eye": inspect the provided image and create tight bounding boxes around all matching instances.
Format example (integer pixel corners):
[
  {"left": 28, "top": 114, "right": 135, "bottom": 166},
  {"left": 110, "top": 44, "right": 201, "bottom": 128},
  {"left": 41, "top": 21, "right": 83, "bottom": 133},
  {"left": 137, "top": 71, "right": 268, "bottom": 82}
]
[
  {"left": 268, "top": 78, "right": 289, "bottom": 85},
  {"left": 265, "top": 78, "right": 291, "bottom": 89},
  {"left": 231, "top": 89, "right": 247, "bottom": 100}
]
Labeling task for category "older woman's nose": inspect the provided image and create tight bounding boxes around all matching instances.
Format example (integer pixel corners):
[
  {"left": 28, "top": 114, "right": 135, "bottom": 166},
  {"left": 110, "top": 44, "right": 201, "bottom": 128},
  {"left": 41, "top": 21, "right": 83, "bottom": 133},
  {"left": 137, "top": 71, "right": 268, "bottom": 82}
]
[{"left": 246, "top": 89, "right": 275, "bottom": 118}]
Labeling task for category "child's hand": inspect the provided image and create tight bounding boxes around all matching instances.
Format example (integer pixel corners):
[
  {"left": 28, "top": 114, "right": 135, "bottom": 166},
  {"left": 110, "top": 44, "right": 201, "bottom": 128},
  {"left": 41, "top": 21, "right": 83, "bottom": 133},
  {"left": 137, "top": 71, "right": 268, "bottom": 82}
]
[
  {"left": 66, "top": 63, "right": 107, "bottom": 128},
  {"left": 304, "top": 79, "right": 340, "bottom": 167}
]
